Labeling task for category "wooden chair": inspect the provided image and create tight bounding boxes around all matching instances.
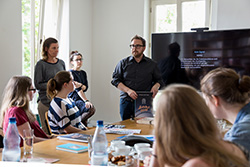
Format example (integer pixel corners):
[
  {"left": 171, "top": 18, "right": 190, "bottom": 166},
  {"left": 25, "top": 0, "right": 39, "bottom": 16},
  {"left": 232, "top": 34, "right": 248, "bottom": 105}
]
[{"left": 45, "top": 111, "right": 52, "bottom": 135}]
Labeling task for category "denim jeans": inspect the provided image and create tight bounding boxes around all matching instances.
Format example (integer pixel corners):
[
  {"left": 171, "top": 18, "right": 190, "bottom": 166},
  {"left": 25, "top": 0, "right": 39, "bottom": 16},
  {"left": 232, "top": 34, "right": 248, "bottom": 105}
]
[{"left": 120, "top": 98, "right": 135, "bottom": 120}]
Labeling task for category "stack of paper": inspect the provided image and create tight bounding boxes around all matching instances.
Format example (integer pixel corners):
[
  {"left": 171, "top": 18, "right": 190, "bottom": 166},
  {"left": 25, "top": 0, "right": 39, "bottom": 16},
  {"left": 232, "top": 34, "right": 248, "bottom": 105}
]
[
  {"left": 104, "top": 128, "right": 141, "bottom": 135},
  {"left": 57, "top": 133, "right": 91, "bottom": 142}
]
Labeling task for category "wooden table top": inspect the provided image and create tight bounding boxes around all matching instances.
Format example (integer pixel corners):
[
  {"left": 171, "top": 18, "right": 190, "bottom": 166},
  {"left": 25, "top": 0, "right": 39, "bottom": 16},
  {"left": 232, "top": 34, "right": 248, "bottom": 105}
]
[{"left": 1, "top": 119, "right": 154, "bottom": 165}]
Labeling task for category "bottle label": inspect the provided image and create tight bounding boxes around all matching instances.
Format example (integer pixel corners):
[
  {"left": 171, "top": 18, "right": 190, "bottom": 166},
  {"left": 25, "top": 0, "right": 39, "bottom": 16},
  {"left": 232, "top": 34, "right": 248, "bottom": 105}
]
[
  {"left": 91, "top": 154, "right": 108, "bottom": 166},
  {"left": 2, "top": 149, "right": 21, "bottom": 162}
]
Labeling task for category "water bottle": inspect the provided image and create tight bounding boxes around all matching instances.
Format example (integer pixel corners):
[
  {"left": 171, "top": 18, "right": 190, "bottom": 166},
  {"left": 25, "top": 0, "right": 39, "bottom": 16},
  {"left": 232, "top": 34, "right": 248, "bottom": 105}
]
[
  {"left": 91, "top": 120, "right": 108, "bottom": 166},
  {"left": 2, "top": 117, "right": 21, "bottom": 161}
]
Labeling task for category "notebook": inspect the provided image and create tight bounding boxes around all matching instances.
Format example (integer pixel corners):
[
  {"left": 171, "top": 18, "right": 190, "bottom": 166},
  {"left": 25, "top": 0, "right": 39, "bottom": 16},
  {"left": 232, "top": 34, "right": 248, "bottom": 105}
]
[{"left": 56, "top": 143, "right": 88, "bottom": 153}]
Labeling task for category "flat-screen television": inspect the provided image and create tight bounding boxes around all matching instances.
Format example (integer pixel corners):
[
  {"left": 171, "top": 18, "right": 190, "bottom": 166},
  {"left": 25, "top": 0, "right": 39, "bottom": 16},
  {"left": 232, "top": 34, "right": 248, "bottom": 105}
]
[{"left": 152, "top": 28, "right": 250, "bottom": 89}]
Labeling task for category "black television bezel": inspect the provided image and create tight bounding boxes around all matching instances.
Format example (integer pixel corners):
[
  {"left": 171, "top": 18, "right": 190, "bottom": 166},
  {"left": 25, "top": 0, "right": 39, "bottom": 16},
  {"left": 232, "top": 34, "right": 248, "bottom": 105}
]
[{"left": 152, "top": 28, "right": 250, "bottom": 89}]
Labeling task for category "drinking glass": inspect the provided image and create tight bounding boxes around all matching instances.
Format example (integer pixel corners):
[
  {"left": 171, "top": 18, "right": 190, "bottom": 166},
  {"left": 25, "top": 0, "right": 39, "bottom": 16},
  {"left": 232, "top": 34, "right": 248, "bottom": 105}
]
[
  {"left": 87, "top": 135, "right": 93, "bottom": 158},
  {"left": 23, "top": 129, "right": 34, "bottom": 159}
]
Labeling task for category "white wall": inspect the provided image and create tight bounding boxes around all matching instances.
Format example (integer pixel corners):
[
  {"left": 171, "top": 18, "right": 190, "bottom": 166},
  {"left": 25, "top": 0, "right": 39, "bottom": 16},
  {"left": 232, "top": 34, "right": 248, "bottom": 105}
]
[
  {"left": 69, "top": 0, "right": 93, "bottom": 100},
  {"left": 90, "top": 0, "right": 144, "bottom": 123},
  {"left": 211, "top": 0, "right": 250, "bottom": 30},
  {"left": 69, "top": 0, "right": 145, "bottom": 123},
  {"left": 0, "top": 0, "right": 22, "bottom": 101}
]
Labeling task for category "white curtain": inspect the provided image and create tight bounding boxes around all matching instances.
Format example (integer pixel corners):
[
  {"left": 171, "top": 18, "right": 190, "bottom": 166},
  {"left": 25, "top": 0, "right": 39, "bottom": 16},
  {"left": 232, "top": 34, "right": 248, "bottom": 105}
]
[
  {"left": 37, "top": 0, "right": 69, "bottom": 69},
  {"left": 36, "top": 0, "right": 45, "bottom": 62},
  {"left": 57, "top": 0, "right": 69, "bottom": 70}
]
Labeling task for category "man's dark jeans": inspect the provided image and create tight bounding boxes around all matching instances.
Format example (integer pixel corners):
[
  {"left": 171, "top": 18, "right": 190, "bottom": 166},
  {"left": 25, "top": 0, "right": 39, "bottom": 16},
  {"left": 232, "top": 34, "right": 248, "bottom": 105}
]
[{"left": 120, "top": 98, "right": 135, "bottom": 120}]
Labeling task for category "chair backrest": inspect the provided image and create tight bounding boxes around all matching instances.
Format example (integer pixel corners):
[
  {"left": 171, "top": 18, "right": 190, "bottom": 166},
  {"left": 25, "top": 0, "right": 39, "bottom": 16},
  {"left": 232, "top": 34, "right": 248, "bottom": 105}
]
[{"left": 45, "top": 111, "right": 52, "bottom": 135}]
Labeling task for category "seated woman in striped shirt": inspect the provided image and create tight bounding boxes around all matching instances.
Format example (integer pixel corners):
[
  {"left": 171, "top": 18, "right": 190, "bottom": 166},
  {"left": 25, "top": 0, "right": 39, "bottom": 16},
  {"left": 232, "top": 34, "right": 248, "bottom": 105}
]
[{"left": 47, "top": 71, "right": 88, "bottom": 134}]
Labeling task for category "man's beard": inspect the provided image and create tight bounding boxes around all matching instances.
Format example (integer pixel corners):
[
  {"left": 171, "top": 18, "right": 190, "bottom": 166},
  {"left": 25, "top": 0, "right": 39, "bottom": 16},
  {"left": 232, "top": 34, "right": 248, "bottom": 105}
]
[{"left": 132, "top": 51, "right": 142, "bottom": 58}]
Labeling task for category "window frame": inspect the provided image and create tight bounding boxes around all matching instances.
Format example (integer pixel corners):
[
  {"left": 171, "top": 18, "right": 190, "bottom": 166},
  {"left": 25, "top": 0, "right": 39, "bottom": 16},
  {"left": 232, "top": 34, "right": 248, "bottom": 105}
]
[
  {"left": 22, "top": 0, "right": 40, "bottom": 115},
  {"left": 150, "top": 0, "right": 211, "bottom": 33},
  {"left": 22, "top": 0, "right": 69, "bottom": 116}
]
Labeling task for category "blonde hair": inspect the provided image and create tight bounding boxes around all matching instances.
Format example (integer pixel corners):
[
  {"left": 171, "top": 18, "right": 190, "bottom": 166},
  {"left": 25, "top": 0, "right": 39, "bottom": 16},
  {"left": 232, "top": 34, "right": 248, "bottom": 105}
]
[
  {"left": 155, "top": 84, "right": 248, "bottom": 167},
  {"left": 0, "top": 76, "right": 36, "bottom": 127},
  {"left": 201, "top": 67, "right": 250, "bottom": 104}
]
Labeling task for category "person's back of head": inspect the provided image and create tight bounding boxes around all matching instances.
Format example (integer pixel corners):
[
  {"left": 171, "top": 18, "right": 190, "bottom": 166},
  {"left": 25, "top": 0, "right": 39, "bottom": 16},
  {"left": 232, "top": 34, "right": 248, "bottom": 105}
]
[
  {"left": 200, "top": 67, "right": 250, "bottom": 104},
  {"left": 47, "top": 71, "right": 71, "bottom": 100},
  {"left": 154, "top": 84, "right": 248, "bottom": 167},
  {"left": 154, "top": 84, "right": 219, "bottom": 166},
  {"left": 169, "top": 42, "right": 180, "bottom": 57}
]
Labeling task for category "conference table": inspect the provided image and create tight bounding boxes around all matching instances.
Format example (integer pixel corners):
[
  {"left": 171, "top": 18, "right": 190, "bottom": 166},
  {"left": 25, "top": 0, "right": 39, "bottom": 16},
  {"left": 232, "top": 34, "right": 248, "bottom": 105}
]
[{"left": 0, "top": 119, "right": 154, "bottom": 165}]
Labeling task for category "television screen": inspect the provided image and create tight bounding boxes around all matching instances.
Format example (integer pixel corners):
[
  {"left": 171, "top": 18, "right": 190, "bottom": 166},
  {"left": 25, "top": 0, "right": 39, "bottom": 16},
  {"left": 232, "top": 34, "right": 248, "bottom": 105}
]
[{"left": 152, "top": 29, "right": 250, "bottom": 89}]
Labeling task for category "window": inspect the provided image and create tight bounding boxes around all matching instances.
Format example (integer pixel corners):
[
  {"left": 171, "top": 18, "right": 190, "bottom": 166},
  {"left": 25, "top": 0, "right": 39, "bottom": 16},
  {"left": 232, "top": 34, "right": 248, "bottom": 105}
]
[
  {"left": 22, "top": 0, "right": 40, "bottom": 115},
  {"left": 22, "top": 0, "right": 69, "bottom": 79},
  {"left": 151, "top": 0, "right": 211, "bottom": 33},
  {"left": 22, "top": 0, "right": 69, "bottom": 115},
  {"left": 22, "top": 0, "right": 40, "bottom": 77}
]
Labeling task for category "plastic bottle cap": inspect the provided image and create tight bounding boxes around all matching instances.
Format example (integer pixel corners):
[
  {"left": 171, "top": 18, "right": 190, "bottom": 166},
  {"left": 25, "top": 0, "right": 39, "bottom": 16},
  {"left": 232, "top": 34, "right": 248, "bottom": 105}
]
[
  {"left": 97, "top": 120, "right": 103, "bottom": 126},
  {"left": 9, "top": 117, "right": 16, "bottom": 123}
]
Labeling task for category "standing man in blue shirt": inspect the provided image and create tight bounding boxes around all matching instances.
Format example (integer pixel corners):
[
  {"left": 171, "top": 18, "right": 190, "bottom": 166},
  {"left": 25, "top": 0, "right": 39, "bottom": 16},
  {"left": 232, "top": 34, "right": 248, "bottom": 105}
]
[{"left": 111, "top": 35, "right": 164, "bottom": 120}]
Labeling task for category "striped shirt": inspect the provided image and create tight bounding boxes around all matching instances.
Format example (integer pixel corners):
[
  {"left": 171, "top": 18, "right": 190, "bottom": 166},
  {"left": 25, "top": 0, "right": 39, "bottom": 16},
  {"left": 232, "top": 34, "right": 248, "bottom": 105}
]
[{"left": 48, "top": 97, "right": 86, "bottom": 134}]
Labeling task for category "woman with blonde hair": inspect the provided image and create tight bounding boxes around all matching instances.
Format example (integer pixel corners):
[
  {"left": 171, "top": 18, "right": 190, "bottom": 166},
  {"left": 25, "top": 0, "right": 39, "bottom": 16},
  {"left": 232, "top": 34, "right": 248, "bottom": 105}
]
[
  {"left": 201, "top": 67, "right": 250, "bottom": 152},
  {"left": 0, "top": 76, "right": 48, "bottom": 147},
  {"left": 145, "top": 84, "right": 249, "bottom": 167},
  {"left": 47, "top": 71, "right": 88, "bottom": 134}
]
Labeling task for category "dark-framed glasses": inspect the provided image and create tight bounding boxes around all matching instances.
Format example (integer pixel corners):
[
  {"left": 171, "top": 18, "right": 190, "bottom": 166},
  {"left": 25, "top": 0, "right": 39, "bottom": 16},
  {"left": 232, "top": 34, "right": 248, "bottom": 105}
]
[
  {"left": 28, "top": 88, "right": 36, "bottom": 92},
  {"left": 74, "top": 58, "right": 83, "bottom": 62},
  {"left": 129, "top": 44, "right": 144, "bottom": 49}
]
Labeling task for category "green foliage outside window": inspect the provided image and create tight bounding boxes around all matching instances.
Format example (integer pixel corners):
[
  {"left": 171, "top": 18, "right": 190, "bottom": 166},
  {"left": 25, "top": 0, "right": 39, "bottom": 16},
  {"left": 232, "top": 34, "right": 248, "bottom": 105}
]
[{"left": 22, "top": 0, "right": 40, "bottom": 77}]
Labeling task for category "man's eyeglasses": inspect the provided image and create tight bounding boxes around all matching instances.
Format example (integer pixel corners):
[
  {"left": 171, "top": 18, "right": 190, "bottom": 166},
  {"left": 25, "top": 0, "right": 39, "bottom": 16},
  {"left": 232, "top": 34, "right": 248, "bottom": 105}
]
[
  {"left": 129, "top": 44, "right": 144, "bottom": 49},
  {"left": 73, "top": 52, "right": 81, "bottom": 56},
  {"left": 28, "top": 88, "right": 36, "bottom": 92},
  {"left": 74, "top": 58, "right": 83, "bottom": 62}
]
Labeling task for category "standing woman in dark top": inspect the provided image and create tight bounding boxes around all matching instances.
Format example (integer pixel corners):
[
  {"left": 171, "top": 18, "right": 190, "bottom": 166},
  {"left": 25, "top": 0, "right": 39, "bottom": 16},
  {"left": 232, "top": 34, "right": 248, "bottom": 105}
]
[
  {"left": 68, "top": 51, "right": 95, "bottom": 126},
  {"left": 34, "top": 37, "right": 65, "bottom": 134}
]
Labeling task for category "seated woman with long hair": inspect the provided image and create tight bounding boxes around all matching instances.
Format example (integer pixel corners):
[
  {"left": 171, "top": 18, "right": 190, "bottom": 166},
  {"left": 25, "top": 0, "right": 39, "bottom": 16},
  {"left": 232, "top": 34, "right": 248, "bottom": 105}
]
[
  {"left": 146, "top": 84, "right": 249, "bottom": 167},
  {"left": 201, "top": 67, "right": 250, "bottom": 152},
  {"left": 0, "top": 76, "right": 49, "bottom": 147},
  {"left": 47, "top": 71, "right": 89, "bottom": 134}
]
